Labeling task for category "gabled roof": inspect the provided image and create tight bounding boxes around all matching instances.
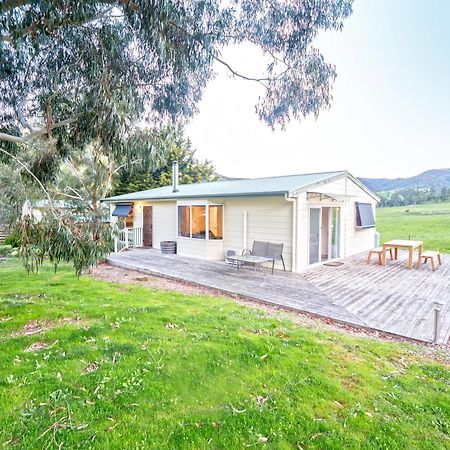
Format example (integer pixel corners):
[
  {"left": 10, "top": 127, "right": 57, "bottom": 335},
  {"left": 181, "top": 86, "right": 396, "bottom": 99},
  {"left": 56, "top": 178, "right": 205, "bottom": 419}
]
[{"left": 103, "top": 170, "right": 379, "bottom": 202}]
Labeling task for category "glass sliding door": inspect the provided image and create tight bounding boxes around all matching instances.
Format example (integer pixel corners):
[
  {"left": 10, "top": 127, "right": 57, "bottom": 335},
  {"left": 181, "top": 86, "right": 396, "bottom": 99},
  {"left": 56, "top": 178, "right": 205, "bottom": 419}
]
[
  {"left": 309, "top": 207, "right": 321, "bottom": 264},
  {"left": 330, "top": 207, "right": 341, "bottom": 259}
]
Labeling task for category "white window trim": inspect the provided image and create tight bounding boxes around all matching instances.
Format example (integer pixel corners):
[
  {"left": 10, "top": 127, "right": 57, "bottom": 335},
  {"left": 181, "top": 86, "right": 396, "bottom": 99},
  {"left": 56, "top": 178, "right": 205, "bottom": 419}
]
[{"left": 177, "top": 203, "right": 224, "bottom": 241}]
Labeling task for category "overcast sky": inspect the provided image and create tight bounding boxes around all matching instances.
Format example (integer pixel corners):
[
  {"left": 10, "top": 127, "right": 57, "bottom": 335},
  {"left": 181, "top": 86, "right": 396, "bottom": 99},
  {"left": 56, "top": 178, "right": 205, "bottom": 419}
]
[{"left": 186, "top": 0, "right": 450, "bottom": 179}]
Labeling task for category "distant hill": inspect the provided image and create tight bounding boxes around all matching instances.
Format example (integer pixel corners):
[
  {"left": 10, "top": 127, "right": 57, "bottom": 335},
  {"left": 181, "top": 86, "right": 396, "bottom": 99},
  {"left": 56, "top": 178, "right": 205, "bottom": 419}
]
[{"left": 360, "top": 169, "right": 450, "bottom": 193}]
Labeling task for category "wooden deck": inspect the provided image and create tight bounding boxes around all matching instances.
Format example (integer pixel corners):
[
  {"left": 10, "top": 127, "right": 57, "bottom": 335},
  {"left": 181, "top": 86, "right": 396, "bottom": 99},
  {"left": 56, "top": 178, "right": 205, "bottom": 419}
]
[{"left": 108, "top": 249, "right": 450, "bottom": 344}]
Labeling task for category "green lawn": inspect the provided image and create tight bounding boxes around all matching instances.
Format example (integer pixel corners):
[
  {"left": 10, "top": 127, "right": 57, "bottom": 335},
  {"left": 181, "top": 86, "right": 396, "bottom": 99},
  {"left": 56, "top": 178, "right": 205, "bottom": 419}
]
[
  {"left": 0, "top": 260, "right": 449, "bottom": 449},
  {"left": 377, "top": 201, "right": 450, "bottom": 253}
]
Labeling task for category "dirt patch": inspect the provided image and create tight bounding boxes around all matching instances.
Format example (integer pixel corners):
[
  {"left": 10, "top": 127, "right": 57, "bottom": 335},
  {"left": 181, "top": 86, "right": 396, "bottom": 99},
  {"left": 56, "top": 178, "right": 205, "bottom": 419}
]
[
  {"left": 60, "top": 317, "right": 84, "bottom": 326},
  {"left": 12, "top": 317, "right": 86, "bottom": 338},
  {"left": 82, "top": 362, "right": 98, "bottom": 374},
  {"left": 12, "top": 320, "right": 47, "bottom": 337},
  {"left": 24, "top": 341, "right": 51, "bottom": 352},
  {"left": 93, "top": 263, "right": 231, "bottom": 297}
]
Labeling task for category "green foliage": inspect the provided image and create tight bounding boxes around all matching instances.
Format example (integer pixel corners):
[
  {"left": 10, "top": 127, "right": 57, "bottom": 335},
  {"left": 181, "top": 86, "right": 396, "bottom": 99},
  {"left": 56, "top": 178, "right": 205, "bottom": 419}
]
[
  {"left": 112, "top": 127, "right": 217, "bottom": 196},
  {"left": 379, "top": 186, "right": 450, "bottom": 207},
  {"left": 0, "top": 244, "right": 13, "bottom": 257},
  {"left": 1, "top": 1, "right": 354, "bottom": 274},
  {"left": 0, "top": 260, "right": 449, "bottom": 448},
  {"left": 4, "top": 231, "right": 20, "bottom": 248},
  {"left": 377, "top": 202, "right": 450, "bottom": 252},
  {"left": 1, "top": 0, "right": 353, "bottom": 153},
  {"left": 19, "top": 215, "right": 115, "bottom": 277},
  {"left": 0, "top": 162, "right": 28, "bottom": 226}
]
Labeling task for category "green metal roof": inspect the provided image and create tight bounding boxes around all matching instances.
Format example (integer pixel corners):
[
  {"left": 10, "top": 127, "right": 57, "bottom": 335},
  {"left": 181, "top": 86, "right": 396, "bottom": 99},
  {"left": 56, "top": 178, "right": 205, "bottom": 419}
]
[{"left": 103, "top": 171, "right": 377, "bottom": 202}]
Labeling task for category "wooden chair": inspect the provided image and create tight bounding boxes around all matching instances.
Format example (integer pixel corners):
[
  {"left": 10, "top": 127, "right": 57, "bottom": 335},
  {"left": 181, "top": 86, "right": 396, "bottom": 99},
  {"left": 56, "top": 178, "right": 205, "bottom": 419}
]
[
  {"left": 367, "top": 247, "right": 393, "bottom": 265},
  {"left": 417, "top": 251, "right": 442, "bottom": 271}
]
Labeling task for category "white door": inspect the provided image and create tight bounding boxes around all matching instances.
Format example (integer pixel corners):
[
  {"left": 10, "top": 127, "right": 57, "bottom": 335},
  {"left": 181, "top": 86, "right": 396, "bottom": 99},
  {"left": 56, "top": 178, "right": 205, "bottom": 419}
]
[
  {"left": 309, "top": 207, "right": 321, "bottom": 264},
  {"left": 330, "top": 207, "right": 341, "bottom": 259}
]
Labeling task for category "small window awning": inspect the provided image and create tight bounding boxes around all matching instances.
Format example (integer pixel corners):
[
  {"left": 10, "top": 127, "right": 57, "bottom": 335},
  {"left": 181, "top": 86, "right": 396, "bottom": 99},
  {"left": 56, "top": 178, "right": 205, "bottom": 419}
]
[
  {"left": 112, "top": 203, "right": 132, "bottom": 217},
  {"left": 307, "top": 192, "right": 355, "bottom": 202}
]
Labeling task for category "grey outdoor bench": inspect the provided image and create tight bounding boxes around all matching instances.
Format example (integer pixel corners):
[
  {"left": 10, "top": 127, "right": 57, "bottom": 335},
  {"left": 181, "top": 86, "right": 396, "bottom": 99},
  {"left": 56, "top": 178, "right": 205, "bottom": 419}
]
[{"left": 243, "top": 241, "right": 286, "bottom": 274}]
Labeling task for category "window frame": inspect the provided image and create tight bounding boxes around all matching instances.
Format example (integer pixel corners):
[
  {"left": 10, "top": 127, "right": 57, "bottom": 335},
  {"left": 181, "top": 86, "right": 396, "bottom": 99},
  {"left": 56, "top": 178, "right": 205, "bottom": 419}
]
[
  {"left": 355, "top": 202, "right": 376, "bottom": 229},
  {"left": 177, "top": 205, "right": 191, "bottom": 238},
  {"left": 208, "top": 204, "right": 224, "bottom": 240},
  {"left": 191, "top": 205, "right": 207, "bottom": 239},
  {"left": 177, "top": 204, "right": 224, "bottom": 240}
]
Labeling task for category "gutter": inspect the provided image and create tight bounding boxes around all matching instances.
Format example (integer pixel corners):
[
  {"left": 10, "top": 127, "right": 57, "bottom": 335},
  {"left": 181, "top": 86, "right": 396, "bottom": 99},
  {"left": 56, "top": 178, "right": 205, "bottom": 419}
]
[
  {"left": 285, "top": 193, "right": 298, "bottom": 273},
  {"left": 101, "top": 191, "right": 290, "bottom": 203}
]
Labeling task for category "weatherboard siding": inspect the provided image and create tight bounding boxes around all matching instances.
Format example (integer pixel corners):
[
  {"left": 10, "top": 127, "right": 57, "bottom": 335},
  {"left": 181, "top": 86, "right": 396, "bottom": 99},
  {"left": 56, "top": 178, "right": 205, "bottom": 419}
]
[
  {"left": 110, "top": 174, "right": 377, "bottom": 272},
  {"left": 294, "top": 177, "right": 377, "bottom": 271},
  {"left": 151, "top": 202, "right": 177, "bottom": 249},
  {"left": 177, "top": 238, "right": 208, "bottom": 258},
  {"left": 133, "top": 205, "right": 143, "bottom": 228},
  {"left": 221, "top": 196, "right": 293, "bottom": 271}
]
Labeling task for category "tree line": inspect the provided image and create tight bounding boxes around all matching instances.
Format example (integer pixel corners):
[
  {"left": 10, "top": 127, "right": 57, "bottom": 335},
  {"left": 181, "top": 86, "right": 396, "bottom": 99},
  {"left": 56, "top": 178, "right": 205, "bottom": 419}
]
[{"left": 379, "top": 187, "right": 450, "bottom": 207}]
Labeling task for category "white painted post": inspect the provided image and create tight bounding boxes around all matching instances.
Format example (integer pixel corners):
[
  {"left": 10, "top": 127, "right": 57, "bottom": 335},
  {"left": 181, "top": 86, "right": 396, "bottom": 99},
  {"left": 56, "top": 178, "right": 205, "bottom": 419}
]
[
  {"left": 114, "top": 237, "right": 118, "bottom": 253},
  {"left": 124, "top": 228, "right": 129, "bottom": 250},
  {"left": 243, "top": 210, "right": 248, "bottom": 251},
  {"left": 433, "top": 302, "right": 443, "bottom": 344}
]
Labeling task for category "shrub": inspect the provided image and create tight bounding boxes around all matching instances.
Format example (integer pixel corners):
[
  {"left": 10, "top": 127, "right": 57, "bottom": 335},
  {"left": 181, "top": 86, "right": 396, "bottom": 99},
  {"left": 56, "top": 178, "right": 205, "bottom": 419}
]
[
  {"left": 4, "top": 232, "right": 20, "bottom": 248},
  {"left": 0, "top": 245, "right": 13, "bottom": 257}
]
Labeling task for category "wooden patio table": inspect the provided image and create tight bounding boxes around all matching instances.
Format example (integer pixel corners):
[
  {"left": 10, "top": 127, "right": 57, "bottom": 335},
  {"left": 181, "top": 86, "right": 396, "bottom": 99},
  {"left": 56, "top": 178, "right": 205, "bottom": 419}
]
[{"left": 381, "top": 239, "right": 423, "bottom": 269}]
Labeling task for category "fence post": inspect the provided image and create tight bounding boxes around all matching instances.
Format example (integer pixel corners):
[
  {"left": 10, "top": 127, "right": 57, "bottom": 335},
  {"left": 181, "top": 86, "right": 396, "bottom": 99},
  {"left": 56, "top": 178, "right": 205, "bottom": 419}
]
[
  {"left": 433, "top": 302, "right": 443, "bottom": 344},
  {"left": 114, "top": 237, "right": 118, "bottom": 253}
]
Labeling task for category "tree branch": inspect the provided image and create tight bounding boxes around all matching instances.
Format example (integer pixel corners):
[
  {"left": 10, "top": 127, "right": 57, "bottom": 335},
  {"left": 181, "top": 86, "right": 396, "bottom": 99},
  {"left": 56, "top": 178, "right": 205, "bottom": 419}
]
[
  {"left": 0, "top": 146, "right": 58, "bottom": 219},
  {"left": 0, "top": 0, "right": 120, "bottom": 14},
  {"left": 14, "top": 99, "right": 35, "bottom": 133},
  {"left": 213, "top": 55, "right": 269, "bottom": 87},
  {"left": 1, "top": 4, "right": 118, "bottom": 42},
  {"left": 0, "top": 115, "right": 81, "bottom": 144}
]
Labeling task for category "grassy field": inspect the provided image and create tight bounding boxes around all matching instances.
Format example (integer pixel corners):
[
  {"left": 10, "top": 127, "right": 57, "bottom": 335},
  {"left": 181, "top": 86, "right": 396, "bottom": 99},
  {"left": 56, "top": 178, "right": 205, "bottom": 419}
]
[
  {"left": 377, "top": 201, "right": 450, "bottom": 253},
  {"left": 0, "top": 259, "right": 449, "bottom": 449}
]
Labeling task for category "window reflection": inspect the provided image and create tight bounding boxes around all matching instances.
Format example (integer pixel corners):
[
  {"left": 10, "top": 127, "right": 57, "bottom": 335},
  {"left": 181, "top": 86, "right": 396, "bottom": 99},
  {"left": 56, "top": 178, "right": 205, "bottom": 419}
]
[
  {"left": 191, "top": 206, "right": 206, "bottom": 239},
  {"left": 178, "top": 206, "right": 190, "bottom": 237},
  {"left": 177, "top": 205, "right": 223, "bottom": 240},
  {"left": 208, "top": 206, "right": 223, "bottom": 240}
]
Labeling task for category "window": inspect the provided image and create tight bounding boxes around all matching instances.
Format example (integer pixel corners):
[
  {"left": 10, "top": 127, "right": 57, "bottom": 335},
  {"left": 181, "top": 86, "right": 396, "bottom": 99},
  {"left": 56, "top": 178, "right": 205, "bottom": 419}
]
[
  {"left": 178, "top": 206, "right": 190, "bottom": 237},
  {"left": 177, "top": 204, "right": 223, "bottom": 240},
  {"left": 356, "top": 202, "right": 375, "bottom": 228},
  {"left": 208, "top": 205, "right": 223, "bottom": 240},
  {"left": 191, "top": 206, "right": 206, "bottom": 239},
  {"left": 125, "top": 205, "right": 134, "bottom": 228}
]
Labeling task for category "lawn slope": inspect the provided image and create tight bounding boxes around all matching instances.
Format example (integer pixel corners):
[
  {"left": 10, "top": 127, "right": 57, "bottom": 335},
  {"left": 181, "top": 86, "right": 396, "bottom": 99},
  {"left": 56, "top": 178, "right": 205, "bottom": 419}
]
[
  {"left": 0, "top": 260, "right": 449, "bottom": 449},
  {"left": 377, "top": 202, "right": 450, "bottom": 253}
]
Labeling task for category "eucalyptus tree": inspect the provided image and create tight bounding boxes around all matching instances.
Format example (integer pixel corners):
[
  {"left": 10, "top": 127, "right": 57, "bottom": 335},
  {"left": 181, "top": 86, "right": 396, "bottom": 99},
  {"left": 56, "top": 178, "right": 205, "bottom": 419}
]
[
  {"left": 111, "top": 126, "right": 217, "bottom": 196},
  {"left": 0, "top": 0, "right": 353, "bottom": 273}
]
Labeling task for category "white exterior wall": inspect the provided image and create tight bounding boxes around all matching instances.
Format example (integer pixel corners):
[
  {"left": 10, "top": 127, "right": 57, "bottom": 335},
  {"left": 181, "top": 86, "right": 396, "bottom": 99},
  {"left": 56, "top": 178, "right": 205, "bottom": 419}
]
[
  {"left": 151, "top": 202, "right": 177, "bottom": 249},
  {"left": 221, "top": 196, "right": 293, "bottom": 271},
  {"left": 133, "top": 204, "right": 143, "bottom": 228},
  {"left": 109, "top": 202, "right": 118, "bottom": 225},
  {"left": 295, "top": 176, "right": 377, "bottom": 272},
  {"left": 128, "top": 201, "right": 177, "bottom": 249},
  {"left": 296, "top": 193, "right": 311, "bottom": 272},
  {"left": 177, "top": 238, "right": 208, "bottom": 259},
  {"left": 109, "top": 174, "right": 376, "bottom": 273}
]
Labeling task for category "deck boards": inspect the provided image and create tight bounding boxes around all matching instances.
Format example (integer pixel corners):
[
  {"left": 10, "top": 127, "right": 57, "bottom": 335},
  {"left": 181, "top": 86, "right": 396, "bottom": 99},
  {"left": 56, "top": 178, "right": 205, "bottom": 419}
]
[{"left": 107, "top": 249, "right": 450, "bottom": 344}]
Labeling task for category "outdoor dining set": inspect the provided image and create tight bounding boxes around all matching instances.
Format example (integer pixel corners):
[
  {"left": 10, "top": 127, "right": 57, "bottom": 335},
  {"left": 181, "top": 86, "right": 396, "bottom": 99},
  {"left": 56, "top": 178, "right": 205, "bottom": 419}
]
[{"left": 367, "top": 239, "right": 443, "bottom": 271}]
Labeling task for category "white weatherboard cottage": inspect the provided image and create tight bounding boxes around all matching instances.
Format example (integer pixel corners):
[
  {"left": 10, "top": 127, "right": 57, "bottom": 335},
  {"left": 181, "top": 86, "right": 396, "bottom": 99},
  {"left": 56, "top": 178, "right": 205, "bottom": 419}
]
[{"left": 103, "top": 163, "right": 379, "bottom": 273}]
